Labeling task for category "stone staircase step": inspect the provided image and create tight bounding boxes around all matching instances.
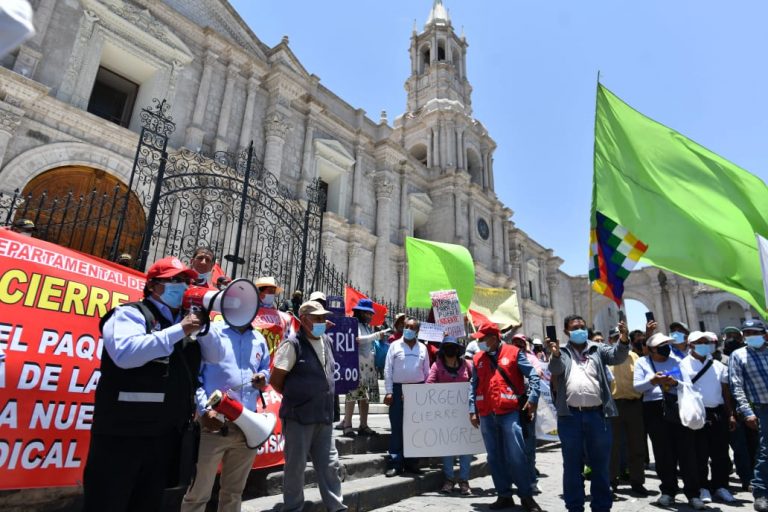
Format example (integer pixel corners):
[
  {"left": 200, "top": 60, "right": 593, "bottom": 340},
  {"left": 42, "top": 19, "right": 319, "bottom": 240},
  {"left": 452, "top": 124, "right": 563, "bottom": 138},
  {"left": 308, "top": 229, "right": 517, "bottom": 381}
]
[{"left": 241, "top": 454, "right": 489, "bottom": 511}]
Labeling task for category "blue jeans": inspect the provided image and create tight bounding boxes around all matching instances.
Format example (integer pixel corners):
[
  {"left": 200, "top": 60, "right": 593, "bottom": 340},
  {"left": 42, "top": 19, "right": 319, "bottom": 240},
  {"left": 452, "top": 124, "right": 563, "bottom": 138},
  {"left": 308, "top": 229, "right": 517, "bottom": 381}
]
[
  {"left": 558, "top": 410, "right": 612, "bottom": 512},
  {"left": 479, "top": 411, "right": 532, "bottom": 498},
  {"left": 753, "top": 405, "right": 768, "bottom": 498},
  {"left": 524, "top": 418, "right": 538, "bottom": 485},
  {"left": 387, "top": 383, "right": 418, "bottom": 470},
  {"left": 442, "top": 454, "right": 471, "bottom": 481}
]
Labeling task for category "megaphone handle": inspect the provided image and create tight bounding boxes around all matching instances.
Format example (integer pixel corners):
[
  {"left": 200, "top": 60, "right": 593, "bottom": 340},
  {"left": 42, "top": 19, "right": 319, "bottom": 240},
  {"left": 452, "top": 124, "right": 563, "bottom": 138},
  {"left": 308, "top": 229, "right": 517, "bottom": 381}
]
[
  {"left": 259, "top": 390, "right": 267, "bottom": 411},
  {"left": 198, "top": 311, "right": 211, "bottom": 336}
]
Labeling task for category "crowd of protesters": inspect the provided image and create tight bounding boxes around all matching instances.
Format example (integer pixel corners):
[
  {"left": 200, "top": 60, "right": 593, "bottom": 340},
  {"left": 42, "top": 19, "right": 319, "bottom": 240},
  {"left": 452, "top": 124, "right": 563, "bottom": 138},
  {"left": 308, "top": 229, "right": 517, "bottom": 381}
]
[{"left": 72, "top": 248, "right": 768, "bottom": 512}]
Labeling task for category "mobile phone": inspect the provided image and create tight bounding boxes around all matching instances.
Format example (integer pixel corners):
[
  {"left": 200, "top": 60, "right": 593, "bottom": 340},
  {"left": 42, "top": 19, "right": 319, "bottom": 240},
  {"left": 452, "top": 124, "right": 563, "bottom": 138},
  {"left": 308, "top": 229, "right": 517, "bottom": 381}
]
[
  {"left": 545, "top": 325, "right": 557, "bottom": 342},
  {"left": 645, "top": 311, "right": 655, "bottom": 322},
  {"left": 618, "top": 310, "right": 626, "bottom": 322}
]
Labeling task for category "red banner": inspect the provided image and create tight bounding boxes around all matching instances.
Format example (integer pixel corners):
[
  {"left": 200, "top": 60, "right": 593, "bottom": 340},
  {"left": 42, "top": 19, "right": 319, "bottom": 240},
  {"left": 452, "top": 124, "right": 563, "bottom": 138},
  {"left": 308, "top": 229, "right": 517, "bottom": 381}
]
[{"left": 0, "top": 230, "right": 284, "bottom": 489}]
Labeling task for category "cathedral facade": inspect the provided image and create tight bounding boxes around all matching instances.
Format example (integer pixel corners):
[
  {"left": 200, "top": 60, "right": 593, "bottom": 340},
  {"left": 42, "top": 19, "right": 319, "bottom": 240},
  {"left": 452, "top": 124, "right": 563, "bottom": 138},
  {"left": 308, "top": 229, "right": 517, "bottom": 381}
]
[{"left": 0, "top": 0, "right": 759, "bottom": 340}]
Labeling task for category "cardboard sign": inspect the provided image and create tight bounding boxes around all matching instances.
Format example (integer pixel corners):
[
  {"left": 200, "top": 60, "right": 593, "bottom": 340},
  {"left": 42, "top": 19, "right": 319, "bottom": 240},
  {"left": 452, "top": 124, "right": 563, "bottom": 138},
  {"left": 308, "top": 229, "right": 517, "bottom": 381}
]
[
  {"left": 402, "top": 382, "right": 485, "bottom": 457},
  {"left": 430, "top": 289, "right": 465, "bottom": 338},
  {"left": 327, "top": 316, "right": 359, "bottom": 394},
  {"left": 417, "top": 322, "right": 444, "bottom": 343},
  {"left": 535, "top": 363, "right": 558, "bottom": 441}
]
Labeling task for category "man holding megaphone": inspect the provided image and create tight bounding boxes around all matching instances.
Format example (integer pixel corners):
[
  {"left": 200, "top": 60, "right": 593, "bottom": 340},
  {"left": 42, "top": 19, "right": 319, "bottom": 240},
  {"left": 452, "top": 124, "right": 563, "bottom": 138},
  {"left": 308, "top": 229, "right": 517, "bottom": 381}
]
[
  {"left": 181, "top": 309, "right": 272, "bottom": 512},
  {"left": 83, "top": 257, "right": 226, "bottom": 512}
]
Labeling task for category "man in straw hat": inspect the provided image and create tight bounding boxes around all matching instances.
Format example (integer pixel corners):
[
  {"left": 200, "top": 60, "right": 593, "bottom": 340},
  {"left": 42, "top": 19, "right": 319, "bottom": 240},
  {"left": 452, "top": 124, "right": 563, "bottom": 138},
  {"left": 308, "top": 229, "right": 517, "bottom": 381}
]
[{"left": 270, "top": 300, "right": 347, "bottom": 512}]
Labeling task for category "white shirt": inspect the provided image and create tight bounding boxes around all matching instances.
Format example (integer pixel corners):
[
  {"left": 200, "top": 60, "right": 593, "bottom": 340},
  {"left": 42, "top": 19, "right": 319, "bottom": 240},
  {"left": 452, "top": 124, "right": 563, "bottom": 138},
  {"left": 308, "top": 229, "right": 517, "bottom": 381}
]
[
  {"left": 565, "top": 348, "right": 603, "bottom": 407},
  {"left": 680, "top": 354, "right": 728, "bottom": 408},
  {"left": 384, "top": 339, "right": 430, "bottom": 393}
]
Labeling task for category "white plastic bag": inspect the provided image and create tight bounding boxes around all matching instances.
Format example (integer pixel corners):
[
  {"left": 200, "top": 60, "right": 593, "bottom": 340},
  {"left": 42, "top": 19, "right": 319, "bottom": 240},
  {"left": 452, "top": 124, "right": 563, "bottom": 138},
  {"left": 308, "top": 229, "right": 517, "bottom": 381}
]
[{"left": 678, "top": 381, "right": 706, "bottom": 430}]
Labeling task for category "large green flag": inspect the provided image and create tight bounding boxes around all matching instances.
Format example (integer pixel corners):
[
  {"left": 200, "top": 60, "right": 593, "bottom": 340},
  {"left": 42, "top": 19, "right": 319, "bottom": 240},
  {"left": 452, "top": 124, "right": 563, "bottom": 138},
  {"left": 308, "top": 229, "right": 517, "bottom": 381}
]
[
  {"left": 405, "top": 237, "right": 475, "bottom": 311},
  {"left": 593, "top": 84, "right": 768, "bottom": 315}
]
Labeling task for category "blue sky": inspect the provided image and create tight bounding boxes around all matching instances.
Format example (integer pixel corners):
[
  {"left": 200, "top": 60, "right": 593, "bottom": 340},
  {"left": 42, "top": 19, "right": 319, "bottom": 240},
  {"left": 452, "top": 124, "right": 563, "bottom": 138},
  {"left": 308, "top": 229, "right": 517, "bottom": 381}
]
[{"left": 231, "top": 0, "right": 768, "bottom": 324}]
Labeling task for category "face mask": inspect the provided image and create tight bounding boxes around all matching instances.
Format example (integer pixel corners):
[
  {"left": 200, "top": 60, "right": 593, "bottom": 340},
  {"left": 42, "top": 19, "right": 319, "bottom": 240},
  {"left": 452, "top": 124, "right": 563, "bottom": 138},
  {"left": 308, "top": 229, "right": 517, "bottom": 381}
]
[
  {"left": 311, "top": 322, "right": 326, "bottom": 337},
  {"left": 746, "top": 335, "right": 766, "bottom": 349},
  {"left": 671, "top": 331, "right": 686, "bottom": 344},
  {"left": 197, "top": 271, "right": 211, "bottom": 284},
  {"left": 160, "top": 282, "right": 187, "bottom": 309},
  {"left": 569, "top": 329, "right": 588, "bottom": 344},
  {"left": 403, "top": 328, "right": 417, "bottom": 340},
  {"left": 693, "top": 344, "right": 714, "bottom": 357},
  {"left": 724, "top": 339, "right": 742, "bottom": 355},
  {"left": 261, "top": 294, "right": 275, "bottom": 308},
  {"left": 443, "top": 346, "right": 459, "bottom": 357},
  {"left": 655, "top": 345, "right": 671, "bottom": 358},
  {"left": 478, "top": 341, "right": 489, "bottom": 352}
]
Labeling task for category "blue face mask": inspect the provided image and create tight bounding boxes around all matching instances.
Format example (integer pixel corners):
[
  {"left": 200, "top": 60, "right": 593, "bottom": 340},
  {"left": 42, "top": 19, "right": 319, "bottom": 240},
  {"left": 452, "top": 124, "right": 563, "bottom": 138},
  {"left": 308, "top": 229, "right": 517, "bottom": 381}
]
[
  {"left": 671, "top": 331, "right": 687, "bottom": 344},
  {"left": 403, "top": 328, "right": 417, "bottom": 340},
  {"left": 477, "top": 341, "right": 489, "bottom": 352},
  {"left": 261, "top": 294, "right": 275, "bottom": 308},
  {"left": 693, "top": 344, "right": 714, "bottom": 357},
  {"left": 160, "top": 282, "right": 187, "bottom": 309},
  {"left": 746, "top": 335, "right": 766, "bottom": 349},
  {"left": 311, "top": 322, "right": 327, "bottom": 337},
  {"left": 196, "top": 271, "right": 211, "bottom": 284},
  {"left": 569, "top": 329, "right": 588, "bottom": 344}
]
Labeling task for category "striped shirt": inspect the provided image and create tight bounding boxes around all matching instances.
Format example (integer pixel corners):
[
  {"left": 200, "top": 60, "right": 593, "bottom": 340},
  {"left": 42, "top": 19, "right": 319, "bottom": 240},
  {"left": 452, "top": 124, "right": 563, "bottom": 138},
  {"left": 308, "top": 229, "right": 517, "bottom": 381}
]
[{"left": 729, "top": 345, "right": 768, "bottom": 418}]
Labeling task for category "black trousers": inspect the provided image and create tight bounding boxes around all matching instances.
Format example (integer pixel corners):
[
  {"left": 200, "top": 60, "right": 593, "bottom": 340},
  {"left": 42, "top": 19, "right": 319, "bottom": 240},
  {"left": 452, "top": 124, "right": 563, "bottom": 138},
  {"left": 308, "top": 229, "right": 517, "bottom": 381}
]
[
  {"left": 82, "top": 431, "right": 180, "bottom": 512},
  {"left": 643, "top": 400, "right": 699, "bottom": 498},
  {"left": 697, "top": 406, "right": 733, "bottom": 491}
]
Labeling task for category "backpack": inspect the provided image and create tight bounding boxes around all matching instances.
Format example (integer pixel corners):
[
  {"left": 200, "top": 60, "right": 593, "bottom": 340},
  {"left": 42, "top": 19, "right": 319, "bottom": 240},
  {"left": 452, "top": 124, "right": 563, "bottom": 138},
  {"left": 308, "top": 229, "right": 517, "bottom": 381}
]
[{"left": 374, "top": 338, "right": 389, "bottom": 370}]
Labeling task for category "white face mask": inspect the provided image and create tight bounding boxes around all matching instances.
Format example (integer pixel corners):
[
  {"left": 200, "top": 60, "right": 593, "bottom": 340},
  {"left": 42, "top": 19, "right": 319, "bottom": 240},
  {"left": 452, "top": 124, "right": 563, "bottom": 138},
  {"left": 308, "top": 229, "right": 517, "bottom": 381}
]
[{"left": 261, "top": 294, "right": 275, "bottom": 308}]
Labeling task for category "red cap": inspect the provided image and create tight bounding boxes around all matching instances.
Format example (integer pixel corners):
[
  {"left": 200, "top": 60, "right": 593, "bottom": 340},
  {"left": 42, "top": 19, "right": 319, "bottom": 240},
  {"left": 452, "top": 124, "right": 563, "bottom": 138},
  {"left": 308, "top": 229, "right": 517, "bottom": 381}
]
[
  {"left": 470, "top": 321, "right": 501, "bottom": 340},
  {"left": 146, "top": 256, "right": 198, "bottom": 281},
  {"left": 512, "top": 334, "right": 527, "bottom": 342}
]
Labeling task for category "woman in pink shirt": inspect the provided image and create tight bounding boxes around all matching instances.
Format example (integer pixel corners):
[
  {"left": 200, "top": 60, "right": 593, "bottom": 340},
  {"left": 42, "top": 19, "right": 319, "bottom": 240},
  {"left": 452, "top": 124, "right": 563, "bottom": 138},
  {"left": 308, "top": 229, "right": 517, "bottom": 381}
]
[{"left": 427, "top": 336, "right": 473, "bottom": 495}]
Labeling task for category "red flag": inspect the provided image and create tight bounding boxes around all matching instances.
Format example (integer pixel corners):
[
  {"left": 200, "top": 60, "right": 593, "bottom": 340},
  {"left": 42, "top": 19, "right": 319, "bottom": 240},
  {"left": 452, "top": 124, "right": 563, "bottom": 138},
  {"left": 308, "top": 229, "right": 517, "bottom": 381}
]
[
  {"left": 345, "top": 285, "right": 387, "bottom": 326},
  {"left": 468, "top": 308, "right": 493, "bottom": 330}
]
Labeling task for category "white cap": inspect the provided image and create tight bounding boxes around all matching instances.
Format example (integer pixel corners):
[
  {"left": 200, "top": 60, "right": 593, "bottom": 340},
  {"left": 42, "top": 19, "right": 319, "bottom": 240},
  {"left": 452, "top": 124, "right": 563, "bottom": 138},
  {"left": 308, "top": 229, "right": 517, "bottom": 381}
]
[
  {"left": 688, "top": 330, "right": 717, "bottom": 343},
  {"left": 309, "top": 291, "right": 326, "bottom": 302},
  {"left": 647, "top": 333, "right": 673, "bottom": 348}
]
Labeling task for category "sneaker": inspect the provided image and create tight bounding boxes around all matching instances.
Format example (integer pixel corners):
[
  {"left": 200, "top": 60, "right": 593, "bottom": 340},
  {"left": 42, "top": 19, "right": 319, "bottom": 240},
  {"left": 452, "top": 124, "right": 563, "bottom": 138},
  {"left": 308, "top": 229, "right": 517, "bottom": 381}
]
[
  {"left": 714, "top": 488, "right": 735, "bottom": 503},
  {"left": 489, "top": 496, "right": 515, "bottom": 510},
  {"left": 755, "top": 496, "right": 768, "bottom": 511},
  {"left": 520, "top": 496, "right": 542, "bottom": 512},
  {"left": 689, "top": 497, "right": 706, "bottom": 510},
  {"left": 630, "top": 484, "right": 650, "bottom": 496},
  {"left": 700, "top": 489, "right": 712, "bottom": 503},
  {"left": 459, "top": 480, "right": 472, "bottom": 495},
  {"left": 657, "top": 494, "right": 675, "bottom": 507},
  {"left": 440, "top": 479, "right": 455, "bottom": 494}
]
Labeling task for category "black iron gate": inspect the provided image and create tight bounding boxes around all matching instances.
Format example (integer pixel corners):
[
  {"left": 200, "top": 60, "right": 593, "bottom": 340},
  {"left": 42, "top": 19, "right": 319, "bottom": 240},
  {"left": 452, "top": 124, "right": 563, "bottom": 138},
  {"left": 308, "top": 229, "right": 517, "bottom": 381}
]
[{"left": 113, "top": 100, "right": 327, "bottom": 294}]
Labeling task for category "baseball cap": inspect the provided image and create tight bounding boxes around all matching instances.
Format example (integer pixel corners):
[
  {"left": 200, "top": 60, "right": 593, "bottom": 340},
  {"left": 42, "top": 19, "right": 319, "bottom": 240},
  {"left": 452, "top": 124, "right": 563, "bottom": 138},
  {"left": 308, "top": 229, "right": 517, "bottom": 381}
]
[
  {"left": 742, "top": 319, "right": 767, "bottom": 333},
  {"left": 532, "top": 338, "right": 543, "bottom": 346},
  {"left": 146, "top": 256, "right": 197, "bottom": 281},
  {"left": 470, "top": 321, "right": 501, "bottom": 340},
  {"left": 441, "top": 336, "right": 462, "bottom": 345},
  {"left": 298, "top": 300, "right": 332, "bottom": 317},
  {"left": 722, "top": 326, "right": 741, "bottom": 335},
  {"left": 13, "top": 218, "right": 36, "bottom": 232},
  {"left": 608, "top": 327, "right": 620, "bottom": 338},
  {"left": 309, "top": 291, "right": 326, "bottom": 302},
  {"left": 647, "top": 333, "right": 674, "bottom": 348},
  {"left": 688, "top": 331, "right": 717, "bottom": 343},
  {"left": 669, "top": 321, "right": 690, "bottom": 333}
]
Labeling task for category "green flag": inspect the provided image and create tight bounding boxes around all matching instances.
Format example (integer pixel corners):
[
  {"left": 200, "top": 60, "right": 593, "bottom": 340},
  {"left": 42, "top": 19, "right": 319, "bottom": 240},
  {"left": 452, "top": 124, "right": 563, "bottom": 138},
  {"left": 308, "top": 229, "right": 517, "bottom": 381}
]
[
  {"left": 405, "top": 237, "right": 475, "bottom": 311},
  {"left": 593, "top": 84, "right": 768, "bottom": 315}
]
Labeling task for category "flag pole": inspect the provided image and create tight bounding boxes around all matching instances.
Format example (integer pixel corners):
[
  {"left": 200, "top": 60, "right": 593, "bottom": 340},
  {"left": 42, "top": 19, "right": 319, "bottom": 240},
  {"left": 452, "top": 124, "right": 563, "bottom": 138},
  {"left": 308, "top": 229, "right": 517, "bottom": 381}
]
[{"left": 588, "top": 282, "right": 593, "bottom": 329}]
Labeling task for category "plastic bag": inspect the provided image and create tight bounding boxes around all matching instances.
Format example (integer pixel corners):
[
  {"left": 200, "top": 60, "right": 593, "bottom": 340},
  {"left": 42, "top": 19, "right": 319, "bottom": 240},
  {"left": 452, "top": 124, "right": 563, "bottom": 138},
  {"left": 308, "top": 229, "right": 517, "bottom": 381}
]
[{"left": 678, "top": 381, "right": 706, "bottom": 430}]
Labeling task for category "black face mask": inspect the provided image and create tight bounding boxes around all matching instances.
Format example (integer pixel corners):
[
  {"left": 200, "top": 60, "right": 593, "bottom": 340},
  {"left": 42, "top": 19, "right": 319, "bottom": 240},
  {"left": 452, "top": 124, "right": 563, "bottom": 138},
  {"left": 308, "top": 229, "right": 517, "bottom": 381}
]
[
  {"left": 443, "top": 346, "right": 459, "bottom": 358},
  {"left": 632, "top": 341, "right": 644, "bottom": 352},
  {"left": 724, "top": 339, "right": 743, "bottom": 355},
  {"left": 655, "top": 345, "right": 671, "bottom": 358}
]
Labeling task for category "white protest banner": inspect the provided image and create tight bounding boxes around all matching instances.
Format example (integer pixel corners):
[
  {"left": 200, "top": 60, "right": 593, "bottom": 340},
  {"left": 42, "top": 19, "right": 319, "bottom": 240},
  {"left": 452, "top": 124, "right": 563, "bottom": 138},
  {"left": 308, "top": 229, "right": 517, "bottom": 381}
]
[
  {"left": 417, "top": 322, "right": 444, "bottom": 342},
  {"left": 535, "top": 363, "right": 559, "bottom": 441},
  {"left": 430, "top": 289, "right": 465, "bottom": 338},
  {"left": 403, "top": 382, "right": 485, "bottom": 457}
]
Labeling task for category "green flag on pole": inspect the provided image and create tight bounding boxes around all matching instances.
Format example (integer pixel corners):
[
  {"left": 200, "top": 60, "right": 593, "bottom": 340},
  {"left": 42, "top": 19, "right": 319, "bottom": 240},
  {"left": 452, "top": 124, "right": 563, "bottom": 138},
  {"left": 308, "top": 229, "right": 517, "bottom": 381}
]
[
  {"left": 593, "top": 84, "right": 768, "bottom": 315},
  {"left": 405, "top": 237, "right": 475, "bottom": 311}
]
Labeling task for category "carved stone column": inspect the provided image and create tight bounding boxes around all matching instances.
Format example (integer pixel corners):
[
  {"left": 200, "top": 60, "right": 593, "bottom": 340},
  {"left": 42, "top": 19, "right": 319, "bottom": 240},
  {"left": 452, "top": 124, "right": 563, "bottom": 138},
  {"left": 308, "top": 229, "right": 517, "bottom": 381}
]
[
  {"left": 350, "top": 143, "right": 365, "bottom": 224},
  {"left": 263, "top": 113, "right": 289, "bottom": 178},
  {"left": 0, "top": 103, "right": 24, "bottom": 166},
  {"left": 13, "top": 0, "right": 56, "bottom": 78},
  {"left": 347, "top": 242, "right": 362, "bottom": 285},
  {"left": 299, "top": 104, "right": 321, "bottom": 194},
  {"left": 57, "top": 10, "right": 99, "bottom": 103},
  {"left": 214, "top": 63, "right": 239, "bottom": 153},
  {"left": 186, "top": 50, "right": 218, "bottom": 150},
  {"left": 373, "top": 173, "right": 394, "bottom": 298},
  {"left": 239, "top": 74, "right": 261, "bottom": 148}
]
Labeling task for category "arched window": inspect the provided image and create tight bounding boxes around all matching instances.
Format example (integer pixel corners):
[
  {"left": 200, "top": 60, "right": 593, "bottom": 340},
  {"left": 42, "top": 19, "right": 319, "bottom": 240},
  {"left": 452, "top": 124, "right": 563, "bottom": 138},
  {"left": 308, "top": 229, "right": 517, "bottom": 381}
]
[
  {"left": 437, "top": 40, "right": 446, "bottom": 61},
  {"left": 420, "top": 46, "right": 431, "bottom": 73},
  {"left": 409, "top": 143, "right": 428, "bottom": 166},
  {"left": 466, "top": 148, "right": 483, "bottom": 185}
]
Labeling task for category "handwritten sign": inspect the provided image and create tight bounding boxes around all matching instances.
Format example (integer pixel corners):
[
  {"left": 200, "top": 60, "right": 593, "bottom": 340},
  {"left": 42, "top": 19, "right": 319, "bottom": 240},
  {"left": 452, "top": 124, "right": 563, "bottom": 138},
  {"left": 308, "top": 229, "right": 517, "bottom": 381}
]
[
  {"left": 403, "top": 382, "right": 485, "bottom": 457},
  {"left": 431, "top": 289, "right": 465, "bottom": 338},
  {"left": 327, "top": 316, "right": 359, "bottom": 394},
  {"left": 417, "top": 322, "right": 444, "bottom": 343}
]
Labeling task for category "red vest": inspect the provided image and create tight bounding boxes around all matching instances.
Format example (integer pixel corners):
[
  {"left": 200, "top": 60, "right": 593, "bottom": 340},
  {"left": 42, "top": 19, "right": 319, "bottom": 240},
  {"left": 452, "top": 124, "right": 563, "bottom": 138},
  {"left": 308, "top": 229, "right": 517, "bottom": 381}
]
[{"left": 473, "top": 344, "right": 525, "bottom": 417}]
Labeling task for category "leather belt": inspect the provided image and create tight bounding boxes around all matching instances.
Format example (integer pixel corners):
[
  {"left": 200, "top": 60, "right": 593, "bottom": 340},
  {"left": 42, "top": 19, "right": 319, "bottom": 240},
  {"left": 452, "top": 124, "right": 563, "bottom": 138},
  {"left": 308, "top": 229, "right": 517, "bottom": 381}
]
[{"left": 568, "top": 405, "right": 603, "bottom": 412}]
